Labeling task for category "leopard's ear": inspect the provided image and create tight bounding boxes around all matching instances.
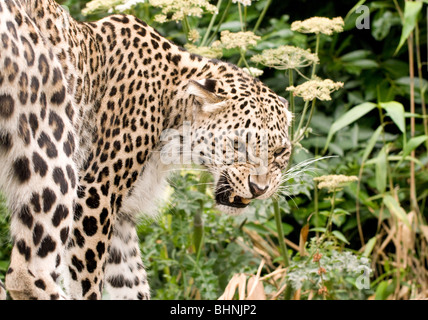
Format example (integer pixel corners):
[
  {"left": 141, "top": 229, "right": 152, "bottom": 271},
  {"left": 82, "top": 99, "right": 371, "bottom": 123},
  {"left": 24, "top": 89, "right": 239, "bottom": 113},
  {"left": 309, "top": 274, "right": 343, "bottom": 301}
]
[
  {"left": 279, "top": 96, "right": 288, "bottom": 109},
  {"left": 186, "top": 79, "right": 227, "bottom": 113}
]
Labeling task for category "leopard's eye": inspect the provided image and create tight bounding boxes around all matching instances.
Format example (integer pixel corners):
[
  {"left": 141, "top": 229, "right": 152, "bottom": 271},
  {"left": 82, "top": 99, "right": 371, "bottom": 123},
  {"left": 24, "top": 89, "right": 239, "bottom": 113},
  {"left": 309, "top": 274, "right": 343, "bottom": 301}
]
[
  {"left": 233, "top": 139, "right": 240, "bottom": 150},
  {"left": 273, "top": 147, "right": 287, "bottom": 158}
]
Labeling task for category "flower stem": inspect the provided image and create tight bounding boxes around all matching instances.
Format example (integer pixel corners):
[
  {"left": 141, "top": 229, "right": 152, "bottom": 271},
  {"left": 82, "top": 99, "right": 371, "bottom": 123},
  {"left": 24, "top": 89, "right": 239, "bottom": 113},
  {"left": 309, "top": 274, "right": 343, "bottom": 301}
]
[
  {"left": 287, "top": 70, "right": 295, "bottom": 166},
  {"left": 194, "top": 172, "right": 209, "bottom": 261},
  {"left": 237, "top": 0, "right": 272, "bottom": 67},
  {"left": 252, "top": 0, "right": 273, "bottom": 33},
  {"left": 325, "top": 190, "right": 336, "bottom": 235},
  {"left": 273, "top": 199, "right": 290, "bottom": 268},
  {"left": 407, "top": 32, "right": 420, "bottom": 214},
  {"left": 273, "top": 198, "right": 293, "bottom": 299},
  {"left": 293, "top": 34, "right": 320, "bottom": 144},
  {"left": 206, "top": 0, "right": 232, "bottom": 45},
  {"left": 311, "top": 34, "right": 320, "bottom": 78},
  {"left": 239, "top": 49, "right": 252, "bottom": 71},
  {"left": 200, "top": 0, "right": 223, "bottom": 47},
  {"left": 294, "top": 98, "right": 317, "bottom": 144},
  {"left": 238, "top": 3, "right": 244, "bottom": 31},
  {"left": 182, "top": 16, "right": 191, "bottom": 41}
]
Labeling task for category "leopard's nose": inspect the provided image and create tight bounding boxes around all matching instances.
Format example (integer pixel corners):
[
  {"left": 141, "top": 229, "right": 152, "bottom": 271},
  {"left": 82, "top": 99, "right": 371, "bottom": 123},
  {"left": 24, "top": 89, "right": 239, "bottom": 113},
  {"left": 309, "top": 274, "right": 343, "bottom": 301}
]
[{"left": 248, "top": 176, "right": 269, "bottom": 197}]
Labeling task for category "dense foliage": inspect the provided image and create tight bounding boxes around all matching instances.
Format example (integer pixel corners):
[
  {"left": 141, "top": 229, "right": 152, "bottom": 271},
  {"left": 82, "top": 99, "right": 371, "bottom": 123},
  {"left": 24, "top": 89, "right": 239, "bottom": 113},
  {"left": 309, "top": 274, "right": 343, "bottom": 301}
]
[{"left": 0, "top": 0, "right": 427, "bottom": 300}]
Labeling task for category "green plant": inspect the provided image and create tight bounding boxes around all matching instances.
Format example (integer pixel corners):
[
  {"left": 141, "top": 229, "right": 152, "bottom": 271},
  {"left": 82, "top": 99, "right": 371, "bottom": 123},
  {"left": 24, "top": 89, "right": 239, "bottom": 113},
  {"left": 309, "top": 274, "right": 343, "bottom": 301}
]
[
  {"left": 286, "top": 238, "right": 373, "bottom": 300},
  {"left": 137, "top": 170, "right": 260, "bottom": 299},
  {"left": 0, "top": 194, "right": 11, "bottom": 285}
]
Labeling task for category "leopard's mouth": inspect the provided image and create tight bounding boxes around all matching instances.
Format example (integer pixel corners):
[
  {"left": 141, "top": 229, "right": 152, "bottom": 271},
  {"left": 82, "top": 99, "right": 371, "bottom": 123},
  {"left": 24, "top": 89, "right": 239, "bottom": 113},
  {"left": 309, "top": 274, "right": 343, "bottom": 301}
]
[{"left": 215, "top": 175, "right": 252, "bottom": 209}]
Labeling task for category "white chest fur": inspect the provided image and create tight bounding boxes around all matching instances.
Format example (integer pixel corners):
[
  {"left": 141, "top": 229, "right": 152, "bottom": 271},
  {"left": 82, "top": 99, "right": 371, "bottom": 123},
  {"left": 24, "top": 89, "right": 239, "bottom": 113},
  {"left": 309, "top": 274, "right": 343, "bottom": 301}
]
[{"left": 121, "top": 153, "right": 169, "bottom": 220}]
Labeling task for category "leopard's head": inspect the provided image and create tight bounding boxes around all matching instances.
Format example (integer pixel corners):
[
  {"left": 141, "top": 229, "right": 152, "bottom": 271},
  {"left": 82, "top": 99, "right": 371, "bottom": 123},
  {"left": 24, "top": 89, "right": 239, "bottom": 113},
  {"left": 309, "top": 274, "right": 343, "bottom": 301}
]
[{"left": 181, "top": 73, "right": 292, "bottom": 215}]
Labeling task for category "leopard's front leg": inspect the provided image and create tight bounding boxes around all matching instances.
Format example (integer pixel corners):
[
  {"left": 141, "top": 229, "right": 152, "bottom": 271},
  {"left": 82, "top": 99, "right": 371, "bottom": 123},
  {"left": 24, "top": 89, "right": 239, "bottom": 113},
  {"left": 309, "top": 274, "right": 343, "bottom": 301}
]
[
  {"left": 104, "top": 214, "right": 150, "bottom": 300},
  {"left": 0, "top": 280, "right": 6, "bottom": 300}
]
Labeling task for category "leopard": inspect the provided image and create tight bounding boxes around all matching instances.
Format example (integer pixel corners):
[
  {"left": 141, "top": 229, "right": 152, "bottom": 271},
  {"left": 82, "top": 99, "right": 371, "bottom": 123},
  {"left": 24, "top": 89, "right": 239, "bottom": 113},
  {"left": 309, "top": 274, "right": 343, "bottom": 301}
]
[{"left": 0, "top": 0, "right": 292, "bottom": 300}]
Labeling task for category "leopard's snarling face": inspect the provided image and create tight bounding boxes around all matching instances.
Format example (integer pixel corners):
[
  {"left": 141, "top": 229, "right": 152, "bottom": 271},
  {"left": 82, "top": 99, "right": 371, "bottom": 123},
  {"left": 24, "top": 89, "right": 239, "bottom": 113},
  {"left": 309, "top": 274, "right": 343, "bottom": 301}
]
[{"left": 163, "top": 73, "right": 292, "bottom": 216}]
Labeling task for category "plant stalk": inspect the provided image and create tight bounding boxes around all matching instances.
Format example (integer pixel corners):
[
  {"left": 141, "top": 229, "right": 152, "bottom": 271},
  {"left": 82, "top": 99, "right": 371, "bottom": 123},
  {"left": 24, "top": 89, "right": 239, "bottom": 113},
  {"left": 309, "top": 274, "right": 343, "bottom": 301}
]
[
  {"left": 295, "top": 98, "right": 317, "bottom": 144},
  {"left": 325, "top": 190, "right": 336, "bottom": 235},
  {"left": 200, "top": 0, "right": 223, "bottom": 47},
  {"left": 287, "top": 70, "right": 295, "bottom": 165},
  {"left": 273, "top": 199, "right": 290, "bottom": 268},
  {"left": 194, "top": 172, "right": 209, "bottom": 261},
  {"left": 206, "top": 0, "right": 232, "bottom": 45},
  {"left": 273, "top": 198, "right": 293, "bottom": 300},
  {"left": 407, "top": 32, "right": 419, "bottom": 214},
  {"left": 294, "top": 34, "right": 320, "bottom": 145},
  {"left": 238, "top": 2, "right": 244, "bottom": 31},
  {"left": 414, "top": 24, "right": 428, "bottom": 165},
  {"left": 252, "top": 0, "right": 273, "bottom": 33},
  {"left": 182, "top": 16, "right": 191, "bottom": 41},
  {"left": 237, "top": 0, "right": 272, "bottom": 67}
]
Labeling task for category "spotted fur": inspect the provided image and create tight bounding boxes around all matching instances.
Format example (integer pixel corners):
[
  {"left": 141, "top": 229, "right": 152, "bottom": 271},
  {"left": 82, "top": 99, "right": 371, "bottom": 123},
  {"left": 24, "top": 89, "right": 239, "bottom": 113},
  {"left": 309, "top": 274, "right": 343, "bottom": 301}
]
[{"left": 0, "top": 0, "right": 291, "bottom": 300}]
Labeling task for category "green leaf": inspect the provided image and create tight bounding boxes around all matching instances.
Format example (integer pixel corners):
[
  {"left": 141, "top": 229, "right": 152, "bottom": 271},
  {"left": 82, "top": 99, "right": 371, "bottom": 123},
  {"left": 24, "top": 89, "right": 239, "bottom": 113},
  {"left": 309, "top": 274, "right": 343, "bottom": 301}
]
[
  {"left": 402, "top": 135, "right": 428, "bottom": 159},
  {"left": 324, "top": 102, "right": 377, "bottom": 153},
  {"left": 332, "top": 230, "right": 350, "bottom": 244},
  {"left": 332, "top": 208, "right": 350, "bottom": 227},
  {"left": 362, "top": 126, "right": 383, "bottom": 163},
  {"left": 396, "top": 76, "right": 428, "bottom": 91},
  {"left": 344, "top": 0, "right": 368, "bottom": 22},
  {"left": 380, "top": 101, "right": 405, "bottom": 133},
  {"left": 344, "top": 59, "right": 379, "bottom": 69},
  {"left": 372, "top": 10, "right": 401, "bottom": 41},
  {"left": 383, "top": 195, "right": 411, "bottom": 228},
  {"left": 382, "top": 59, "right": 410, "bottom": 79},
  {"left": 245, "top": 222, "right": 270, "bottom": 236},
  {"left": 346, "top": 182, "right": 378, "bottom": 209},
  {"left": 363, "top": 237, "right": 377, "bottom": 258},
  {"left": 0, "top": 260, "right": 9, "bottom": 272},
  {"left": 389, "top": 155, "right": 424, "bottom": 167},
  {"left": 395, "top": 1, "right": 423, "bottom": 54},
  {"left": 375, "top": 148, "right": 387, "bottom": 194},
  {"left": 265, "top": 220, "right": 293, "bottom": 236},
  {"left": 340, "top": 50, "right": 371, "bottom": 62},
  {"left": 375, "top": 280, "right": 394, "bottom": 300}
]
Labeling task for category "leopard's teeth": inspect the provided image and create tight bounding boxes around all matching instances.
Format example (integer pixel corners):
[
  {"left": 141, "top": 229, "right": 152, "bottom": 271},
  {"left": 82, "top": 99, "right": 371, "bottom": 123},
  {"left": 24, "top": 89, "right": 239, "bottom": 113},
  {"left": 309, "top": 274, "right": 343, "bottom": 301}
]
[
  {"left": 241, "top": 198, "right": 251, "bottom": 205},
  {"left": 229, "top": 192, "right": 236, "bottom": 203}
]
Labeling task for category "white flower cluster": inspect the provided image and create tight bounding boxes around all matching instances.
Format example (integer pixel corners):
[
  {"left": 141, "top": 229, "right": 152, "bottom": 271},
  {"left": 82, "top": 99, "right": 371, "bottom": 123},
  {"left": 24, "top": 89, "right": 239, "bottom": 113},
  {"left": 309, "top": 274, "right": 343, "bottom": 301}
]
[
  {"left": 150, "top": 0, "right": 218, "bottom": 22},
  {"left": 291, "top": 16, "right": 344, "bottom": 35},
  {"left": 115, "top": 0, "right": 145, "bottom": 12},
  {"left": 232, "top": 0, "right": 252, "bottom": 6},
  {"left": 184, "top": 44, "right": 223, "bottom": 59},
  {"left": 188, "top": 29, "right": 200, "bottom": 43},
  {"left": 313, "top": 174, "right": 358, "bottom": 192},
  {"left": 212, "top": 30, "right": 260, "bottom": 51},
  {"left": 251, "top": 45, "right": 319, "bottom": 71},
  {"left": 287, "top": 78, "right": 344, "bottom": 102},
  {"left": 82, "top": 0, "right": 124, "bottom": 15},
  {"left": 242, "top": 67, "right": 264, "bottom": 77},
  {"left": 82, "top": 0, "right": 145, "bottom": 14}
]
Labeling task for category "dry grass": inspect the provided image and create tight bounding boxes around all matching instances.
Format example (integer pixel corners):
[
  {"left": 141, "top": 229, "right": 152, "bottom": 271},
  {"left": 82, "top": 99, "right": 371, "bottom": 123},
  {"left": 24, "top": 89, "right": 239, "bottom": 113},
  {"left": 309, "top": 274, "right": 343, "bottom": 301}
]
[
  {"left": 219, "top": 214, "right": 428, "bottom": 300},
  {"left": 367, "top": 211, "right": 428, "bottom": 300}
]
